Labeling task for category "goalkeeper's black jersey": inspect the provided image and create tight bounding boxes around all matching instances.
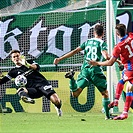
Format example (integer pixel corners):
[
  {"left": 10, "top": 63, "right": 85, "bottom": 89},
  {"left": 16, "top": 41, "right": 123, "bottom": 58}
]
[{"left": 0, "top": 60, "right": 50, "bottom": 88}]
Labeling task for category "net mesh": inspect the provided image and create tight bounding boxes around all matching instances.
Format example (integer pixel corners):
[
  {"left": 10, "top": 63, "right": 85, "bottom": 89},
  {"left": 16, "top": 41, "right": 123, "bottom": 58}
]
[
  {"left": 0, "top": 0, "right": 122, "bottom": 114},
  {"left": 0, "top": 0, "right": 105, "bottom": 16},
  {"left": 0, "top": 0, "right": 54, "bottom": 16}
]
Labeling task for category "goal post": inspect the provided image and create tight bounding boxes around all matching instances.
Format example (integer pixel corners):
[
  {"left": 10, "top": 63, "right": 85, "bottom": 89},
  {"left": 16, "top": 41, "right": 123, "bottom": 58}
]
[
  {"left": 106, "top": 0, "right": 125, "bottom": 113},
  {"left": 106, "top": 0, "right": 114, "bottom": 112},
  {"left": 0, "top": 0, "right": 125, "bottom": 114}
]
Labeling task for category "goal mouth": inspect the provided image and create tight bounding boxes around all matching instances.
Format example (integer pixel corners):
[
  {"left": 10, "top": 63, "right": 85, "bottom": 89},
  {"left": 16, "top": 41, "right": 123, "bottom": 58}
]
[{"left": 0, "top": 0, "right": 127, "bottom": 114}]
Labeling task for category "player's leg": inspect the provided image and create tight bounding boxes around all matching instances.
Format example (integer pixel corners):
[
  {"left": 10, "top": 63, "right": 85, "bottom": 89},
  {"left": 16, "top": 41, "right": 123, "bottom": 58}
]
[
  {"left": 38, "top": 85, "right": 62, "bottom": 116},
  {"left": 114, "top": 71, "right": 133, "bottom": 120},
  {"left": 50, "top": 93, "right": 62, "bottom": 116},
  {"left": 91, "top": 67, "right": 111, "bottom": 119},
  {"left": 114, "top": 81, "right": 133, "bottom": 120},
  {"left": 110, "top": 70, "right": 133, "bottom": 109},
  {"left": 17, "top": 88, "right": 35, "bottom": 104},
  {"left": 65, "top": 69, "right": 77, "bottom": 92},
  {"left": 101, "top": 90, "right": 111, "bottom": 120},
  {"left": 65, "top": 69, "right": 88, "bottom": 97},
  {"left": 108, "top": 79, "right": 125, "bottom": 108}
]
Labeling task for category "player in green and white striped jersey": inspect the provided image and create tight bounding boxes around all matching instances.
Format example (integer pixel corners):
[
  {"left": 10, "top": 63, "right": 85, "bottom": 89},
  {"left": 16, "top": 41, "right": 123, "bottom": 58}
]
[{"left": 54, "top": 24, "right": 112, "bottom": 119}]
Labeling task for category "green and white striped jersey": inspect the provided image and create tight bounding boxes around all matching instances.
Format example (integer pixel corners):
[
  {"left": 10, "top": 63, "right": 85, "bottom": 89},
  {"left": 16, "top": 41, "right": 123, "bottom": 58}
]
[{"left": 80, "top": 38, "right": 107, "bottom": 68}]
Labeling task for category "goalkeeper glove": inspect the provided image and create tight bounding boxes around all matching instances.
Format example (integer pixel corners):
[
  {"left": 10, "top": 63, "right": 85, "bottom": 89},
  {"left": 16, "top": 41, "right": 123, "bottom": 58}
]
[{"left": 19, "top": 55, "right": 30, "bottom": 68}]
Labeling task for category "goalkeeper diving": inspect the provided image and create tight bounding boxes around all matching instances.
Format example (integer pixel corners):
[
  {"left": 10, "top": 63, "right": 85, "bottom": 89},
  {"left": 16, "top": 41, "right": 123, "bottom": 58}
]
[{"left": 0, "top": 50, "right": 62, "bottom": 116}]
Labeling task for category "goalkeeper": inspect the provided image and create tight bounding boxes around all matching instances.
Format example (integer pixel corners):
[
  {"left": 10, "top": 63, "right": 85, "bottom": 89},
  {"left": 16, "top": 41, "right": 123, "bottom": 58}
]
[
  {"left": 0, "top": 50, "right": 62, "bottom": 116},
  {"left": 54, "top": 24, "right": 115, "bottom": 120}
]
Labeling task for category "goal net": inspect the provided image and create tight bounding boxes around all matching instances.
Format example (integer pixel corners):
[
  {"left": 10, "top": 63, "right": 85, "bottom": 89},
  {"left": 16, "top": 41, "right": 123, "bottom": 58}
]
[{"left": 0, "top": 0, "right": 123, "bottom": 115}]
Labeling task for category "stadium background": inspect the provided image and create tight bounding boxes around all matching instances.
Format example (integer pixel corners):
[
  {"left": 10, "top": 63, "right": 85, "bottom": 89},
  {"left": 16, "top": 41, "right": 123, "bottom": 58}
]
[{"left": 0, "top": 0, "right": 133, "bottom": 114}]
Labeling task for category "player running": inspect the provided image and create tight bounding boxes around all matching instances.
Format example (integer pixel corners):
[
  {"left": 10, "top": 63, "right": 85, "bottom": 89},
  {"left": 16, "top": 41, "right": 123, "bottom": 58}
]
[
  {"left": 54, "top": 24, "right": 113, "bottom": 120},
  {"left": 90, "top": 24, "right": 133, "bottom": 120},
  {"left": 0, "top": 50, "right": 62, "bottom": 116}
]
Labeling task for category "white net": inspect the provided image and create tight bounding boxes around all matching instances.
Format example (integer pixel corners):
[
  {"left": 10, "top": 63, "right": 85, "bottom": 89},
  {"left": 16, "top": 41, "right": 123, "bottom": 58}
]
[
  {"left": 0, "top": 0, "right": 54, "bottom": 16},
  {"left": 0, "top": 0, "right": 104, "bottom": 16},
  {"left": 0, "top": 0, "right": 123, "bottom": 114}
]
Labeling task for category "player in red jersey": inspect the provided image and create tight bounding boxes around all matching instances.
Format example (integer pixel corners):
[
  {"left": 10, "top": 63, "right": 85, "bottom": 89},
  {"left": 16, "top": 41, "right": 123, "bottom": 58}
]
[{"left": 89, "top": 24, "right": 133, "bottom": 120}]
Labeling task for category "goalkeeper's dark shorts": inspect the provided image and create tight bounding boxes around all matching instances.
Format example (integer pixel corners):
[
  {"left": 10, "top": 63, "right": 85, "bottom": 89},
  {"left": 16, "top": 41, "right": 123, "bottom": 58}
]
[{"left": 26, "top": 86, "right": 56, "bottom": 100}]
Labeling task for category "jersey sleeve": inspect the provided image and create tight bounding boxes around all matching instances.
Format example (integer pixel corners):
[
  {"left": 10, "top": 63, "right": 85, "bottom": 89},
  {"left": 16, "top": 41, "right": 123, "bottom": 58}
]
[
  {"left": 27, "top": 59, "right": 40, "bottom": 71},
  {"left": 7, "top": 69, "right": 17, "bottom": 79},
  {"left": 101, "top": 42, "right": 108, "bottom": 51},
  {"left": 79, "top": 41, "right": 86, "bottom": 50},
  {"left": 0, "top": 76, "right": 10, "bottom": 85},
  {"left": 27, "top": 59, "right": 35, "bottom": 64},
  {"left": 112, "top": 45, "right": 121, "bottom": 58}
]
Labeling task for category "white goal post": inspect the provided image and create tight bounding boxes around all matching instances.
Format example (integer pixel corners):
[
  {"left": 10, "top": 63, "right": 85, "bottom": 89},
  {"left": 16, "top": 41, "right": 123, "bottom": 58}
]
[{"left": 106, "top": 0, "right": 123, "bottom": 113}]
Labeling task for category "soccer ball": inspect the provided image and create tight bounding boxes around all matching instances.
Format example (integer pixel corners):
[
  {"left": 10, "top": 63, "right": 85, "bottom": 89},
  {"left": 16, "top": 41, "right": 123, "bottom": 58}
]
[{"left": 15, "top": 75, "right": 27, "bottom": 87}]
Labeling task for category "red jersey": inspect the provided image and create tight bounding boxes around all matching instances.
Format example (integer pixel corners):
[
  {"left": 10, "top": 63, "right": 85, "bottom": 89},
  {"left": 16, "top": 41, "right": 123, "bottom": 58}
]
[{"left": 113, "top": 32, "right": 133, "bottom": 70}]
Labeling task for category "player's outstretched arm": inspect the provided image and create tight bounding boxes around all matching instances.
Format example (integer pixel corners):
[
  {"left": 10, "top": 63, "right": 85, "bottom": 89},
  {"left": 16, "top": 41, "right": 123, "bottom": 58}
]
[
  {"left": 90, "top": 57, "right": 117, "bottom": 66},
  {"left": 19, "top": 55, "right": 30, "bottom": 67},
  {"left": 53, "top": 47, "right": 82, "bottom": 65},
  {"left": 0, "top": 76, "right": 10, "bottom": 85},
  {"left": 116, "top": 59, "right": 122, "bottom": 65},
  {"left": 54, "top": 58, "right": 60, "bottom": 65},
  {"left": 19, "top": 55, "right": 37, "bottom": 70}
]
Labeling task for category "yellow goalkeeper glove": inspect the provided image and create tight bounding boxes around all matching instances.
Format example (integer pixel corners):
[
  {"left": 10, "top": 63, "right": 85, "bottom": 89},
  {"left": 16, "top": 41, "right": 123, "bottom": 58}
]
[{"left": 19, "top": 55, "right": 30, "bottom": 68}]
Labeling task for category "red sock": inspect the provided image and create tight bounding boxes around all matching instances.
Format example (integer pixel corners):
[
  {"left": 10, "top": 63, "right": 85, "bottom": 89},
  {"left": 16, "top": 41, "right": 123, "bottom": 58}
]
[
  {"left": 123, "top": 92, "right": 133, "bottom": 112},
  {"left": 115, "top": 79, "right": 125, "bottom": 100}
]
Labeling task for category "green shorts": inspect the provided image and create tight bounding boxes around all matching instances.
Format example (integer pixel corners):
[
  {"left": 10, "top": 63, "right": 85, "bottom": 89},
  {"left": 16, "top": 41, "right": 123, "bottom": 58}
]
[{"left": 76, "top": 66, "right": 107, "bottom": 92}]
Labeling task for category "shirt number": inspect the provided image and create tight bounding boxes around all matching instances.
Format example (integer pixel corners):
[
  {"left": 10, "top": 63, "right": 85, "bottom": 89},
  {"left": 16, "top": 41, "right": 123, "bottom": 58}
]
[
  {"left": 125, "top": 40, "right": 133, "bottom": 58},
  {"left": 85, "top": 46, "right": 97, "bottom": 60}
]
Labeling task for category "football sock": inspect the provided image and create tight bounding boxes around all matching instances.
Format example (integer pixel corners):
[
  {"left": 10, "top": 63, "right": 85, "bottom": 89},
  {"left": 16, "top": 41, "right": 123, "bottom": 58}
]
[
  {"left": 55, "top": 100, "right": 62, "bottom": 109},
  {"left": 115, "top": 79, "right": 125, "bottom": 100},
  {"left": 102, "top": 98, "right": 110, "bottom": 118},
  {"left": 69, "top": 78, "right": 77, "bottom": 92},
  {"left": 123, "top": 92, "right": 133, "bottom": 112}
]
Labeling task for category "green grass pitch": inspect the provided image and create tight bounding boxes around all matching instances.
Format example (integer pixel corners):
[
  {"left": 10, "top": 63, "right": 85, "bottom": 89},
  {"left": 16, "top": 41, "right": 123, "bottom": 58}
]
[{"left": 0, "top": 112, "right": 132, "bottom": 133}]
